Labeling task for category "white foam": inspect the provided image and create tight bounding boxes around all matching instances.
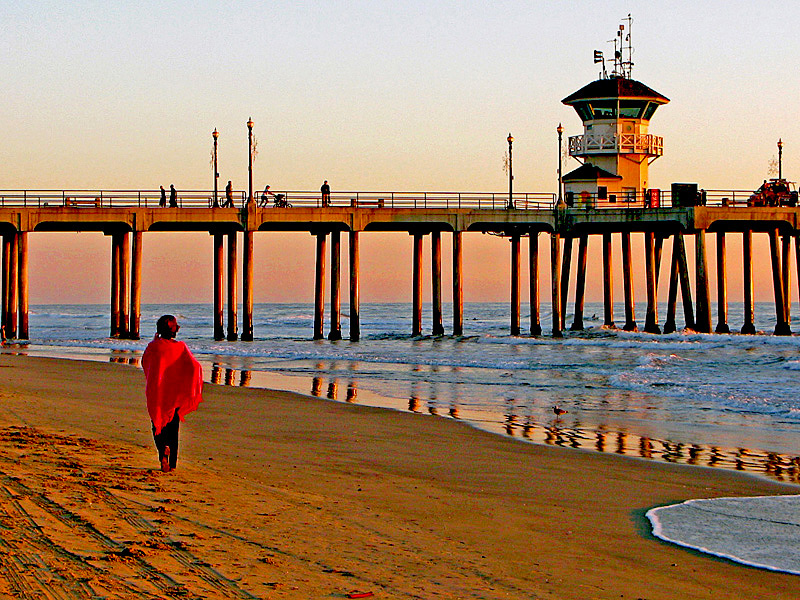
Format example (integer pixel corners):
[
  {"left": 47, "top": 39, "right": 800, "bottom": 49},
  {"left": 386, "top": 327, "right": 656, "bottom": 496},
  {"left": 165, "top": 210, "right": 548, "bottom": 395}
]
[{"left": 647, "top": 495, "right": 800, "bottom": 575}]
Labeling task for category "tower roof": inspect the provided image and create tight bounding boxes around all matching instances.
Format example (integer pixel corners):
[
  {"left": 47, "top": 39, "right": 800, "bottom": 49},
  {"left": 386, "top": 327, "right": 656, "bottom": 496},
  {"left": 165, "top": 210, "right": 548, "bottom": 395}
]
[
  {"left": 562, "top": 163, "right": 622, "bottom": 182},
  {"left": 562, "top": 77, "right": 669, "bottom": 105}
]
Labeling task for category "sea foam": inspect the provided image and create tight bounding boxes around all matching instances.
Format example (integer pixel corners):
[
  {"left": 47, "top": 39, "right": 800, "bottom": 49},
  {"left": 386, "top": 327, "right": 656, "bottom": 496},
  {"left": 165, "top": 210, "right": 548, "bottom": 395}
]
[{"left": 647, "top": 495, "right": 800, "bottom": 575}]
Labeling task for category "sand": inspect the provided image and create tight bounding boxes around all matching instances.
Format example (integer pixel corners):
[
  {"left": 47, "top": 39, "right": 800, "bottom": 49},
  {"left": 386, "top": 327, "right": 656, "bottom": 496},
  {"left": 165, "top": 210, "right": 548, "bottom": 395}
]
[{"left": 0, "top": 354, "right": 797, "bottom": 600}]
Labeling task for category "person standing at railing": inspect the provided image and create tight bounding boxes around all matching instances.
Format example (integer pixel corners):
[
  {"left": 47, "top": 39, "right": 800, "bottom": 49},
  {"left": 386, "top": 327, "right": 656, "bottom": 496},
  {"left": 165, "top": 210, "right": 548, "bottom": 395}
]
[
  {"left": 169, "top": 184, "right": 178, "bottom": 207},
  {"left": 222, "top": 181, "right": 234, "bottom": 208},
  {"left": 321, "top": 180, "right": 331, "bottom": 207},
  {"left": 159, "top": 185, "right": 167, "bottom": 207}
]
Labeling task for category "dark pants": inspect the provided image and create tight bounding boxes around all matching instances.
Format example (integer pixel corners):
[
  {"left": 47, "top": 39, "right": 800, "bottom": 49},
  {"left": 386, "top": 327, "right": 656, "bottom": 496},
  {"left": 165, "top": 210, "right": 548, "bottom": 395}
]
[{"left": 152, "top": 409, "right": 180, "bottom": 469}]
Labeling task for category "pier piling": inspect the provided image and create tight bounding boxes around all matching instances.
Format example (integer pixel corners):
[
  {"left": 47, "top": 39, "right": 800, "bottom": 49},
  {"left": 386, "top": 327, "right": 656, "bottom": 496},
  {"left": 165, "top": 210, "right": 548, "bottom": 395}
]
[
  {"left": 17, "top": 232, "right": 28, "bottom": 340},
  {"left": 715, "top": 231, "right": 730, "bottom": 333},
  {"left": 7, "top": 233, "right": 18, "bottom": 339},
  {"left": 551, "top": 232, "right": 562, "bottom": 338},
  {"left": 571, "top": 234, "right": 588, "bottom": 331},
  {"left": 529, "top": 232, "right": 541, "bottom": 336},
  {"left": 118, "top": 232, "right": 130, "bottom": 339},
  {"left": 329, "top": 230, "right": 342, "bottom": 341},
  {"left": 213, "top": 233, "right": 225, "bottom": 341},
  {"left": 129, "top": 231, "right": 141, "bottom": 340},
  {"left": 349, "top": 231, "right": 360, "bottom": 341},
  {"left": 242, "top": 230, "right": 254, "bottom": 341},
  {"left": 412, "top": 232, "right": 423, "bottom": 337},
  {"left": 769, "top": 229, "right": 791, "bottom": 335},
  {"left": 110, "top": 234, "right": 120, "bottom": 338},
  {"left": 227, "top": 232, "right": 238, "bottom": 341},
  {"left": 644, "top": 231, "right": 660, "bottom": 334},
  {"left": 695, "top": 230, "right": 712, "bottom": 333},
  {"left": 510, "top": 233, "right": 521, "bottom": 336},
  {"left": 431, "top": 231, "right": 444, "bottom": 336},
  {"left": 453, "top": 231, "right": 463, "bottom": 336},
  {"left": 782, "top": 233, "right": 792, "bottom": 327},
  {"left": 560, "top": 236, "right": 573, "bottom": 331},
  {"left": 602, "top": 232, "right": 614, "bottom": 328},
  {"left": 621, "top": 231, "right": 637, "bottom": 331},
  {"left": 741, "top": 230, "right": 755, "bottom": 334},
  {"left": 313, "top": 231, "right": 327, "bottom": 340}
]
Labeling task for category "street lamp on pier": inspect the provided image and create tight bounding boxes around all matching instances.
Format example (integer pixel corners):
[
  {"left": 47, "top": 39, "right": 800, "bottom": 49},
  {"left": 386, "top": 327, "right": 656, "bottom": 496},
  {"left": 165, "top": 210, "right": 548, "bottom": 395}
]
[
  {"left": 557, "top": 123, "right": 564, "bottom": 205},
  {"left": 507, "top": 133, "right": 514, "bottom": 209},
  {"left": 778, "top": 138, "right": 783, "bottom": 180},
  {"left": 247, "top": 118, "right": 254, "bottom": 207},
  {"left": 212, "top": 128, "right": 219, "bottom": 208}
]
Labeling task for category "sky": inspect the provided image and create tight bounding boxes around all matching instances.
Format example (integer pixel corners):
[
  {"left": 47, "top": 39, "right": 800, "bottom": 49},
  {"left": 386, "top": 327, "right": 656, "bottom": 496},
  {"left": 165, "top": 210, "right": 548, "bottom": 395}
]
[{"left": 3, "top": 1, "right": 800, "bottom": 308}]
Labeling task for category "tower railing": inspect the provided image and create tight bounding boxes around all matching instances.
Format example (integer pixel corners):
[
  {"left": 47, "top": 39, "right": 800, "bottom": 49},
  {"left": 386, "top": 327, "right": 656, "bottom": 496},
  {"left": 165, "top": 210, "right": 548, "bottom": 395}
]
[{"left": 568, "top": 133, "right": 664, "bottom": 157}]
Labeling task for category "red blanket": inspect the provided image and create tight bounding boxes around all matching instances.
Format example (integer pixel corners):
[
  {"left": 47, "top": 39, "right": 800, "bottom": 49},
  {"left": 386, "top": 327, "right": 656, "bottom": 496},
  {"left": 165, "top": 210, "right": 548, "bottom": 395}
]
[{"left": 142, "top": 337, "right": 203, "bottom": 434}]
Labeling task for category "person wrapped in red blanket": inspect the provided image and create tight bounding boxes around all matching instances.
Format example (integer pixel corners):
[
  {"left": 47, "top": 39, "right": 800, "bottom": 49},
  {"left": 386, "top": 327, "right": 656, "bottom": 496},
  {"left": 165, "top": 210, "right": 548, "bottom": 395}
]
[{"left": 142, "top": 315, "right": 203, "bottom": 472}]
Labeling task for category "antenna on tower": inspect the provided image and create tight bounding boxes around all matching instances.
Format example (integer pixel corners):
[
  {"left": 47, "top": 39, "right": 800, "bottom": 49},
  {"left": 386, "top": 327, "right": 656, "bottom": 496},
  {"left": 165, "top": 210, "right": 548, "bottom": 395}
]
[{"left": 609, "top": 14, "right": 634, "bottom": 79}]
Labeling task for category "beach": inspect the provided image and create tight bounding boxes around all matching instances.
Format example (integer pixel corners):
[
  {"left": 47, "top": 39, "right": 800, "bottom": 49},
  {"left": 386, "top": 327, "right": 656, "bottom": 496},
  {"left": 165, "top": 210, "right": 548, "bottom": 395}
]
[{"left": 0, "top": 354, "right": 797, "bottom": 599}]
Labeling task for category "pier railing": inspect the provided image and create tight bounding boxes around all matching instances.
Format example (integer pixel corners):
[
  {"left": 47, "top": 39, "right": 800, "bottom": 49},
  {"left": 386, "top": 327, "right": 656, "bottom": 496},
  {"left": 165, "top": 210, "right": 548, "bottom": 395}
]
[
  {"left": 0, "top": 190, "right": 556, "bottom": 210},
  {"left": 0, "top": 188, "right": 774, "bottom": 210}
]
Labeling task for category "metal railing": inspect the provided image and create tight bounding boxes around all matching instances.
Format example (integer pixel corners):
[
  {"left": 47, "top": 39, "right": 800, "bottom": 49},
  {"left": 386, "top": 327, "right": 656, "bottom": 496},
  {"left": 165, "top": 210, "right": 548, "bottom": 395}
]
[
  {"left": 0, "top": 188, "right": 784, "bottom": 210},
  {"left": 0, "top": 189, "right": 557, "bottom": 210}
]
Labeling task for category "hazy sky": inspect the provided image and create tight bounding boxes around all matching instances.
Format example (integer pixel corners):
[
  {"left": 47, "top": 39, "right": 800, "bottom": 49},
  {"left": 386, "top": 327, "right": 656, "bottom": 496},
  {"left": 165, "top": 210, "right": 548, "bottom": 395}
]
[{"left": 3, "top": 1, "right": 800, "bottom": 307}]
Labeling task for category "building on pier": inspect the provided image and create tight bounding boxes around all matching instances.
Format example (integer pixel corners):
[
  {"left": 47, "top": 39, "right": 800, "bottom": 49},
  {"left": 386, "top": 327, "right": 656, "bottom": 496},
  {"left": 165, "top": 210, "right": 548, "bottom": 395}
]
[{"left": 561, "top": 18, "right": 669, "bottom": 206}]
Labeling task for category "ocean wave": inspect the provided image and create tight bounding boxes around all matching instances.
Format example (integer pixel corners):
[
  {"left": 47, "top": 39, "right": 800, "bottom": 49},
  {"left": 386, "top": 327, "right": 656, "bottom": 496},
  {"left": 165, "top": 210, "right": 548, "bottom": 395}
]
[{"left": 647, "top": 495, "right": 800, "bottom": 576}]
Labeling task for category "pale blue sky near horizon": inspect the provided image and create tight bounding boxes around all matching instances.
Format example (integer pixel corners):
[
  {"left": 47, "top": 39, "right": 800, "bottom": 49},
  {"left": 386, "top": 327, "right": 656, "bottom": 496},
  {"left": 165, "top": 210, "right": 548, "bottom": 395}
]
[{"left": 3, "top": 1, "right": 800, "bottom": 304}]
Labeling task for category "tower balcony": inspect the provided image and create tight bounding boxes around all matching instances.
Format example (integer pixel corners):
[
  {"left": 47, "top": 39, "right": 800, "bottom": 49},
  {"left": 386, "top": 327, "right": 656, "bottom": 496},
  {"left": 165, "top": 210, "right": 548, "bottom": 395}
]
[{"left": 568, "top": 133, "right": 663, "bottom": 157}]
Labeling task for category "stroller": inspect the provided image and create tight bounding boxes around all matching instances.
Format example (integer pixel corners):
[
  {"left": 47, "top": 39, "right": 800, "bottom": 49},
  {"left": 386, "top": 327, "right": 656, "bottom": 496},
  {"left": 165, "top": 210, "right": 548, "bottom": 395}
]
[{"left": 273, "top": 193, "right": 291, "bottom": 208}]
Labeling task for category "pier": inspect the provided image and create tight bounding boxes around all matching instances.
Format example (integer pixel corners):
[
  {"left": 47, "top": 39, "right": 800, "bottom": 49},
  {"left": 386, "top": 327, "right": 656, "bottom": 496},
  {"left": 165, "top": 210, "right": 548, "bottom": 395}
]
[{"left": 0, "top": 189, "right": 798, "bottom": 340}]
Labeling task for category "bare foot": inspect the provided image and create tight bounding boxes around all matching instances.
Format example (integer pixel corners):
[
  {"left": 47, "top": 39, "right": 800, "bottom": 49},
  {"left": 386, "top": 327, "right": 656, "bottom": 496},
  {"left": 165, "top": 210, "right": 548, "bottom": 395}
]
[{"left": 161, "top": 446, "right": 171, "bottom": 473}]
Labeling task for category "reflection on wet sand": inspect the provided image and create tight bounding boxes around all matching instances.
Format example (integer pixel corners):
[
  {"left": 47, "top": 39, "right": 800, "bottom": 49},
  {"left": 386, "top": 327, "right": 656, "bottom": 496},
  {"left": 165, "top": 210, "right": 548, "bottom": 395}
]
[
  {"left": 206, "top": 364, "right": 800, "bottom": 485},
  {"left": 109, "top": 350, "right": 139, "bottom": 367}
]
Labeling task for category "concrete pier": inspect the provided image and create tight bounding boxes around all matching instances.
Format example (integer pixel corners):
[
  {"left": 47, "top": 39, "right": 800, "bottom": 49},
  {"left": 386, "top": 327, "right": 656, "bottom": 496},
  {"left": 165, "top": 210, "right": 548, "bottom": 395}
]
[
  {"left": 551, "top": 232, "right": 562, "bottom": 338},
  {"left": 329, "top": 230, "right": 342, "bottom": 341},
  {"left": 129, "top": 231, "right": 142, "bottom": 340},
  {"left": 529, "top": 232, "right": 541, "bottom": 336},
  {"left": 741, "top": 230, "right": 755, "bottom": 334},
  {"left": 412, "top": 232, "right": 423, "bottom": 337},
  {"left": 510, "top": 233, "right": 521, "bottom": 336},
  {"left": 213, "top": 233, "right": 225, "bottom": 341},
  {"left": 602, "top": 232, "right": 614, "bottom": 328},
  {"left": 621, "top": 231, "right": 637, "bottom": 331},
  {"left": 17, "top": 232, "right": 28, "bottom": 340},
  {"left": 644, "top": 231, "right": 660, "bottom": 334},
  {"left": 571, "top": 235, "right": 588, "bottom": 330},
  {"left": 349, "top": 231, "right": 360, "bottom": 341},
  {"left": 769, "top": 229, "right": 791, "bottom": 335},
  {"left": 715, "top": 231, "right": 730, "bottom": 333},
  {"left": 431, "top": 231, "right": 444, "bottom": 336},
  {"left": 453, "top": 231, "right": 463, "bottom": 336},
  {"left": 242, "top": 231, "right": 254, "bottom": 341},
  {"left": 227, "top": 232, "right": 238, "bottom": 341},
  {"left": 313, "top": 231, "right": 327, "bottom": 340},
  {"left": 695, "top": 230, "right": 712, "bottom": 333},
  {"left": 110, "top": 234, "right": 120, "bottom": 338}
]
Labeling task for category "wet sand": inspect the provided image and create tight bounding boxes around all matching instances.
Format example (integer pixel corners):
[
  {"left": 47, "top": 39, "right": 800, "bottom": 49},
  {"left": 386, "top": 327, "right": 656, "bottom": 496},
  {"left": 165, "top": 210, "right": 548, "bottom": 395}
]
[{"left": 0, "top": 354, "right": 797, "bottom": 599}]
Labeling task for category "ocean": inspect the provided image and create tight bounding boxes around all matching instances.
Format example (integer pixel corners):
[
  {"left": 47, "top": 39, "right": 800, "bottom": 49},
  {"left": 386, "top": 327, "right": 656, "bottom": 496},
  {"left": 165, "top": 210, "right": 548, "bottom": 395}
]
[
  {"left": 6, "top": 300, "right": 800, "bottom": 576},
  {"left": 7, "top": 300, "right": 800, "bottom": 485}
]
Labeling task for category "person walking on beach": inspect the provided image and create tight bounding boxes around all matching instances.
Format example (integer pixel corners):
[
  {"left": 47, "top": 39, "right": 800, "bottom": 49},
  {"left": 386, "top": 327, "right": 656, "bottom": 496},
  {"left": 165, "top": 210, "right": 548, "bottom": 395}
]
[
  {"left": 141, "top": 315, "right": 203, "bottom": 473},
  {"left": 222, "top": 181, "right": 234, "bottom": 207},
  {"left": 159, "top": 185, "right": 166, "bottom": 207},
  {"left": 321, "top": 180, "right": 331, "bottom": 207},
  {"left": 169, "top": 184, "right": 178, "bottom": 207}
]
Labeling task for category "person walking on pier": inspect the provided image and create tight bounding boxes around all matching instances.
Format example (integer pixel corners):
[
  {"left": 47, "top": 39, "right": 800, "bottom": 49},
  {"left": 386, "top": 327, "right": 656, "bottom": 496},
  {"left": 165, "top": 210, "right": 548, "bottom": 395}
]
[
  {"left": 222, "top": 181, "right": 234, "bottom": 207},
  {"left": 169, "top": 184, "right": 178, "bottom": 207},
  {"left": 159, "top": 185, "right": 166, "bottom": 207},
  {"left": 142, "top": 315, "right": 203, "bottom": 473},
  {"left": 321, "top": 180, "right": 331, "bottom": 207}
]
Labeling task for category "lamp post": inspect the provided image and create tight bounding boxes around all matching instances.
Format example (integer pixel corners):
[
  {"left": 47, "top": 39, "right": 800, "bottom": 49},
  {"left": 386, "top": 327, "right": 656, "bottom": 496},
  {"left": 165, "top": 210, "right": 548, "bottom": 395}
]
[
  {"left": 778, "top": 138, "right": 783, "bottom": 180},
  {"left": 247, "top": 118, "right": 254, "bottom": 207},
  {"left": 507, "top": 133, "right": 514, "bottom": 209},
  {"left": 212, "top": 128, "right": 219, "bottom": 208},
  {"left": 557, "top": 123, "right": 564, "bottom": 205}
]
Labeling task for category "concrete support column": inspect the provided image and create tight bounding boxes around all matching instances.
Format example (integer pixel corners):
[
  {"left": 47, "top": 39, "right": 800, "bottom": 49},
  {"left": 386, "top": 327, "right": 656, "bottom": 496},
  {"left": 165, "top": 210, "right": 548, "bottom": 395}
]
[
  {"left": 242, "top": 230, "right": 254, "bottom": 341},
  {"left": 560, "top": 236, "right": 573, "bottom": 331},
  {"left": 571, "top": 235, "right": 588, "bottom": 330},
  {"left": 695, "top": 230, "right": 712, "bottom": 333},
  {"left": 412, "top": 232, "right": 423, "bottom": 337},
  {"left": 1, "top": 235, "right": 9, "bottom": 336},
  {"left": 551, "top": 232, "right": 562, "bottom": 338},
  {"left": 118, "top": 233, "right": 130, "bottom": 339},
  {"left": 621, "top": 231, "right": 637, "bottom": 331},
  {"left": 715, "top": 231, "right": 730, "bottom": 333},
  {"left": 769, "top": 229, "right": 791, "bottom": 335},
  {"left": 349, "top": 231, "right": 360, "bottom": 341},
  {"left": 110, "top": 234, "right": 121, "bottom": 338},
  {"left": 782, "top": 233, "right": 792, "bottom": 326},
  {"left": 431, "top": 231, "right": 444, "bottom": 336},
  {"left": 313, "top": 231, "right": 327, "bottom": 340},
  {"left": 129, "top": 231, "right": 142, "bottom": 340},
  {"left": 741, "top": 230, "right": 755, "bottom": 334},
  {"left": 602, "top": 232, "right": 614, "bottom": 328},
  {"left": 453, "top": 231, "right": 463, "bottom": 336},
  {"left": 213, "top": 233, "right": 225, "bottom": 341},
  {"left": 510, "top": 233, "right": 521, "bottom": 336},
  {"left": 329, "top": 230, "right": 342, "bottom": 341},
  {"left": 226, "top": 231, "right": 238, "bottom": 341},
  {"left": 664, "top": 233, "right": 681, "bottom": 334},
  {"left": 529, "top": 232, "right": 541, "bottom": 336},
  {"left": 644, "top": 231, "right": 660, "bottom": 334},
  {"left": 676, "top": 231, "right": 695, "bottom": 330},
  {"left": 17, "top": 232, "right": 28, "bottom": 340},
  {"left": 7, "top": 233, "right": 17, "bottom": 339}
]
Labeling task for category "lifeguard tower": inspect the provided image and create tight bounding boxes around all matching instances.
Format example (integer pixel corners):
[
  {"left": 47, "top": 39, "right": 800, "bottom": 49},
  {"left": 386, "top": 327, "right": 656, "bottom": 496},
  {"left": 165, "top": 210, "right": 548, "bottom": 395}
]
[{"left": 561, "top": 16, "right": 669, "bottom": 207}]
